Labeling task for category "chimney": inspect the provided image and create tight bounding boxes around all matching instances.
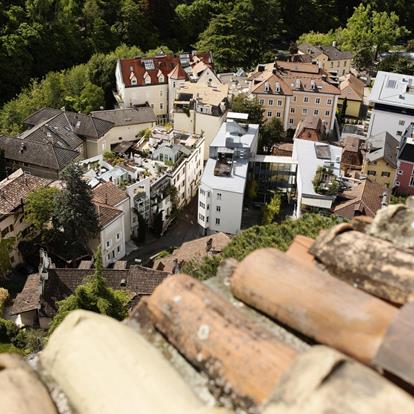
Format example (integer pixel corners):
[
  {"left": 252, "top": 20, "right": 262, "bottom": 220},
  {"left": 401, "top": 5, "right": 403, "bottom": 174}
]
[{"left": 332, "top": 40, "right": 337, "bottom": 48}]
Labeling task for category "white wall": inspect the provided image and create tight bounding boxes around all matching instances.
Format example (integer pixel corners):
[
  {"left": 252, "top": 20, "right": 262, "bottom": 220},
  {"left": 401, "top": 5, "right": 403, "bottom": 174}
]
[
  {"left": 198, "top": 185, "right": 244, "bottom": 235},
  {"left": 122, "top": 84, "right": 168, "bottom": 118},
  {"left": 368, "top": 108, "right": 414, "bottom": 140},
  {"left": 98, "top": 214, "right": 126, "bottom": 267},
  {"left": 174, "top": 111, "right": 225, "bottom": 160},
  {"left": 168, "top": 78, "right": 186, "bottom": 120}
]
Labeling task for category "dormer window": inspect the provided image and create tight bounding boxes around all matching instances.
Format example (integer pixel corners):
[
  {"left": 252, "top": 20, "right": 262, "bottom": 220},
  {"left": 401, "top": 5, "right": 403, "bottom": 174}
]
[
  {"left": 144, "top": 72, "right": 151, "bottom": 85},
  {"left": 158, "top": 74, "right": 164, "bottom": 83},
  {"left": 131, "top": 77, "right": 137, "bottom": 86}
]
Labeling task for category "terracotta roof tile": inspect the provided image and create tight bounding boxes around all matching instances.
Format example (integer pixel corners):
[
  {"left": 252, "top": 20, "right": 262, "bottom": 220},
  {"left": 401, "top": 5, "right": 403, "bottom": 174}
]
[
  {"left": 92, "top": 182, "right": 128, "bottom": 207},
  {"left": 9, "top": 274, "right": 41, "bottom": 315},
  {"left": 0, "top": 169, "right": 51, "bottom": 214}
]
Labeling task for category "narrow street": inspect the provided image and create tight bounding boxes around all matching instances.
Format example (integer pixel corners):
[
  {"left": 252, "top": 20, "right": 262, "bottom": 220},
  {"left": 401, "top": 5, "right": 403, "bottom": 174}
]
[{"left": 125, "top": 197, "right": 200, "bottom": 265}]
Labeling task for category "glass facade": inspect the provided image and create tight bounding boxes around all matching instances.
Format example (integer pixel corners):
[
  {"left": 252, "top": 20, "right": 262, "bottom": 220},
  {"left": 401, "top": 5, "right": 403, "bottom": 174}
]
[{"left": 250, "top": 161, "right": 297, "bottom": 203}]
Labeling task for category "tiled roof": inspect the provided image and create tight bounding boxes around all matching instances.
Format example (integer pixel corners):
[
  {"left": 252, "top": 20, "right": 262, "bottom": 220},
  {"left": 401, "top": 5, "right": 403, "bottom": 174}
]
[
  {"left": 91, "top": 107, "right": 156, "bottom": 126},
  {"left": 153, "top": 233, "right": 231, "bottom": 273},
  {"left": 41, "top": 265, "right": 170, "bottom": 317},
  {"left": 22, "top": 108, "right": 114, "bottom": 140},
  {"left": 340, "top": 74, "right": 364, "bottom": 101},
  {"left": 342, "top": 135, "right": 361, "bottom": 153},
  {"left": 6, "top": 202, "right": 414, "bottom": 413},
  {"left": 298, "top": 43, "right": 353, "bottom": 60},
  {"left": 23, "top": 107, "right": 62, "bottom": 127},
  {"left": 119, "top": 52, "right": 211, "bottom": 88},
  {"left": 94, "top": 202, "right": 123, "bottom": 228},
  {"left": 168, "top": 63, "right": 188, "bottom": 80},
  {"left": 250, "top": 72, "right": 293, "bottom": 95},
  {"left": 0, "top": 135, "right": 80, "bottom": 171},
  {"left": 366, "top": 132, "right": 398, "bottom": 167},
  {"left": 251, "top": 61, "right": 341, "bottom": 95},
  {"left": 9, "top": 274, "right": 41, "bottom": 315},
  {"left": 92, "top": 182, "right": 128, "bottom": 207},
  {"left": 176, "top": 82, "right": 228, "bottom": 106},
  {"left": 0, "top": 169, "right": 52, "bottom": 214},
  {"left": 334, "top": 179, "right": 390, "bottom": 219}
]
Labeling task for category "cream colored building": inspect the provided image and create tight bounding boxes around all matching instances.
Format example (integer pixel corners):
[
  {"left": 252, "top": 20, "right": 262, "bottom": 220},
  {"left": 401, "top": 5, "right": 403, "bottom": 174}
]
[
  {"left": 250, "top": 61, "right": 340, "bottom": 132},
  {"left": 0, "top": 169, "right": 51, "bottom": 267},
  {"left": 115, "top": 52, "right": 213, "bottom": 123},
  {"left": 298, "top": 43, "right": 353, "bottom": 78},
  {"left": 173, "top": 82, "right": 229, "bottom": 159}
]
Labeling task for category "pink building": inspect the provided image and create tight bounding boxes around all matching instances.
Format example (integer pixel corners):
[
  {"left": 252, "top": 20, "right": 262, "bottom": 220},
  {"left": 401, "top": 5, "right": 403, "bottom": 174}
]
[{"left": 395, "top": 124, "right": 414, "bottom": 195}]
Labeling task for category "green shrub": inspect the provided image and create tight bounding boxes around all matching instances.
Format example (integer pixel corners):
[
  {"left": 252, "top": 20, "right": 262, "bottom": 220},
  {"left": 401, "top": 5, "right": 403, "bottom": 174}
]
[{"left": 0, "top": 318, "right": 18, "bottom": 342}]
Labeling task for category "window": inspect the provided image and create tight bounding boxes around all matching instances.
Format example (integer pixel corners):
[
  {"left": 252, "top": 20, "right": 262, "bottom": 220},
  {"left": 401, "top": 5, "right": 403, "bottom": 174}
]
[
  {"left": 293, "top": 96, "right": 297, "bottom": 102},
  {"left": 106, "top": 240, "right": 111, "bottom": 248},
  {"left": 381, "top": 171, "right": 391, "bottom": 177},
  {"left": 367, "top": 170, "right": 377, "bottom": 176},
  {"left": 399, "top": 120, "right": 405, "bottom": 126},
  {"left": 302, "top": 108, "right": 308, "bottom": 115},
  {"left": 173, "top": 81, "right": 176, "bottom": 88},
  {"left": 327, "top": 99, "right": 332, "bottom": 105},
  {"left": 199, "top": 201, "right": 205, "bottom": 209},
  {"left": 259, "top": 99, "right": 265, "bottom": 105},
  {"left": 216, "top": 206, "right": 221, "bottom": 212},
  {"left": 215, "top": 218, "right": 220, "bottom": 225},
  {"left": 278, "top": 100, "right": 282, "bottom": 106},
  {"left": 159, "top": 75, "right": 164, "bottom": 83},
  {"left": 160, "top": 90, "right": 163, "bottom": 96},
  {"left": 315, "top": 98, "right": 320, "bottom": 104},
  {"left": 397, "top": 170, "right": 403, "bottom": 175},
  {"left": 217, "top": 193, "right": 222, "bottom": 200},
  {"left": 267, "top": 111, "right": 272, "bottom": 117},
  {"left": 289, "top": 118, "right": 294, "bottom": 124},
  {"left": 325, "top": 110, "right": 330, "bottom": 116},
  {"left": 116, "top": 233, "right": 121, "bottom": 241},
  {"left": 160, "top": 103, "right": 163, "bottom": 110},
  {"left": 397, "top": 131, "right": 402, "bottom": 136},
  {"left": 290, "top": 108, "right": 295, "bottom": 113},
  {"left": 303, "top": 96, "right": 309, "bottom": 103},
  {"left": 200, "top": 188, "right": 205, "bottom": 196},
  {"left": 107, "top": 254, "right": 111, "bottom": 261},
  {"left": 117, "top": 246, "right": 121, "bottom": 253},
  {"left": 314, "top": 109, "right": 319, "bottom": 115},
  {"left": 131, "top": 78, "right": 137, "bottom": 86},
  {"left": 410, "top": 175, "right": 414, "bottom": 186},
  {"left": 276, "top": 112, "right": 281, "bottom": 117},
  {"left": 199, "top": 213, "right": 205, "bottom": 221},
  {"left": 145, "top": 76, "right": 151, "bottom": 85},
  {"left": 268, "top": 99, "right": 274, "bottom": 106}
]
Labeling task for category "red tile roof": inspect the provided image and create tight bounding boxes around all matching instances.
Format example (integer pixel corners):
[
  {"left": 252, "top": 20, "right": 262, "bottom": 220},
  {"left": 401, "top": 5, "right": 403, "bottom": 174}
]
[
  {"left": 119, "top": 53, "right": 211, "bottom": 87},
  {"left": 92, "top": 182, "right": 128, "bottom": 207}
]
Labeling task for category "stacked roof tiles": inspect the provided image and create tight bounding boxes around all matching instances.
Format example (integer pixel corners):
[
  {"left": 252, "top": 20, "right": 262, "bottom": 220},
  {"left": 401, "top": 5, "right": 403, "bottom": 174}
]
[{"left": 3, "top": 200, "right": 414, "bottom": 413}]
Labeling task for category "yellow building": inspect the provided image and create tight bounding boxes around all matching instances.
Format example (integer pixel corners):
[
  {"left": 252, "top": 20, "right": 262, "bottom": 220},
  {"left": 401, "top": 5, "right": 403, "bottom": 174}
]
[
  {"left": 361, "top": 132, "right": 398, "bottom": 188},
  {"left": 338, "top": 74, "right": 365, "bottom": 119},
  {"left": 298, "top": 43, "right": 353, "bottom": 77}
]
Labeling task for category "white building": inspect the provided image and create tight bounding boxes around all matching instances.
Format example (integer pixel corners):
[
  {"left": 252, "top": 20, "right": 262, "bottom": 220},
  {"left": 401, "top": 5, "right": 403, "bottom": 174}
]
[
  {"left": 368, "top": 71, "right": 414, "bottom": 140},
  {"left": 198, "top": 115, "right": 259, "bottom": 235},
  {"left": 292, "top": 139, "right": 342, "bottom": 217},
  {"left": 115, "top": 53, "right": 213, "bottom": 123},
  {"left": 81, "top": 126, "right": 204, "bottom": 240}
]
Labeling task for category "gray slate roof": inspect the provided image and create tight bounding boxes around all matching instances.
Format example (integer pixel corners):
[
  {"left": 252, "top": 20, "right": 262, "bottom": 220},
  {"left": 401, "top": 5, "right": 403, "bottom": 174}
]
[
  {"left": 92, "top": 107, "right": 156, "bottom": 126},
  {"left": 298, "top": 43, "right": 353, "bottom": 60},
  {"left": 0, "top": 135, "right": 79, "bottom": 170},
  {"left": 366, "top": 132, "right": 398, "bottom": 168},
  {"left": 22, "top": 108, "right": 114, "bottom": 141}
]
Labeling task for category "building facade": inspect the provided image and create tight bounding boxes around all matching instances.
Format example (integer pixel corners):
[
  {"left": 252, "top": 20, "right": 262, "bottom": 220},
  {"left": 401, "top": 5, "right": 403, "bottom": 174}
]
[
  {"left": 395, "top": 123, "right": 414, "bottom": 195},
  {"left": 198, "top": 115, "right": 259, "bottom": 235},
  {"left": 368, "top": 71, "right": 414, "bottom": 140},
  {"left": 249, "top": 61, "right": 340, "bottom": 132}
]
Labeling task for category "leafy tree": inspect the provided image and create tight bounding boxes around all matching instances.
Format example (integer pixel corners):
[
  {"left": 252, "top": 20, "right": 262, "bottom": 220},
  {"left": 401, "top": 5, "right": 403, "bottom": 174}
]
[
  {"left": 53, "top": 163, "right": 99, "bottom": 248},
  {"left": 48, "top": 250, "right": 130, "bottom": 334},
  {"left": 407, "top": 40, "right": 414, "bottom": 52},
  {"left": 377, "top": 55, "right": 414, "bottom": 75},
  {"left": 259, "top": 118, "right": 287, "bottom": 154},
  {"left": 297, "top": 30, "right": 338, "bottom": 47},
  {"left": 183, "top": 213, "right": 341, "bottom": 280},
  {"left": 262, "top": 193, "right": 282, "bottom": 225},
  {"left": 25, "top": 187, "right": 59, "bottom": 232},
  {"left": 230, "top": 93, "right": 264, "bottom": 125},
  {"left": 246, "top": 179, "right": 258, "bottom": 200},
  {"left": 0, "top": 238, "right": 15, "bottom": 278},
  {"left": 341, "top": 4, "right": 409, "bottom": 68}
]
